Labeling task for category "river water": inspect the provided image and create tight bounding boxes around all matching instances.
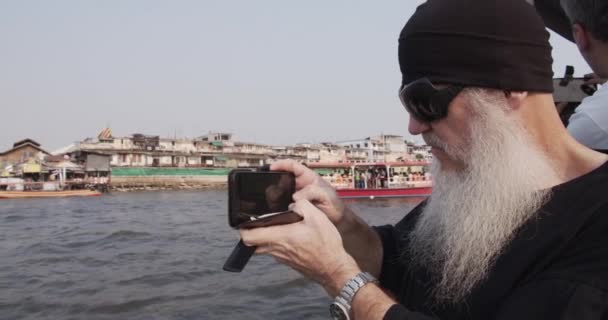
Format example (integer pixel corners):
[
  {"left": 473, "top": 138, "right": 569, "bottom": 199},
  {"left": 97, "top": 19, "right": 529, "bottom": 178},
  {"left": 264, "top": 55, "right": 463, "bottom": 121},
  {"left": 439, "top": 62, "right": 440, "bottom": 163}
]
[{"left": 0, "top": 191, "right": 423, "bottom": 320}]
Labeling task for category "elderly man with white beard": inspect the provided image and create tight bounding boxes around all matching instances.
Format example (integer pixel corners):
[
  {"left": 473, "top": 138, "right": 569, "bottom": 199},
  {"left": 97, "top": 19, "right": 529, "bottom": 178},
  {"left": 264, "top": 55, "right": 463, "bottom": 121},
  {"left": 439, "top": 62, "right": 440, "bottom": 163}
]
[{"left": 240, "top": 0, "right": 608, "bottom": 319}]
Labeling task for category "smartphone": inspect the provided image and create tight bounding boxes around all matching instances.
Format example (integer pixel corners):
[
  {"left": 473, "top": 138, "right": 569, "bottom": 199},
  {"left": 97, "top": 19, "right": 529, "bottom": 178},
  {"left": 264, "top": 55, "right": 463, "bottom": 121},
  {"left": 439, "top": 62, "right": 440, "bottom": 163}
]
[{"left": 228, "top": 169, "right": 302, "bottom": 229}]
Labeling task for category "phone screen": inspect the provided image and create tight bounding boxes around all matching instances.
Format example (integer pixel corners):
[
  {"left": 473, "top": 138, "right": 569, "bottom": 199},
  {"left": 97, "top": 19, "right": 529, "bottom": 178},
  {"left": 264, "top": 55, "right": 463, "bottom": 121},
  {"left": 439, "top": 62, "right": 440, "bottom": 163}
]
[{"left": 230, "top": 171, "right": 295, "bottom": 227}]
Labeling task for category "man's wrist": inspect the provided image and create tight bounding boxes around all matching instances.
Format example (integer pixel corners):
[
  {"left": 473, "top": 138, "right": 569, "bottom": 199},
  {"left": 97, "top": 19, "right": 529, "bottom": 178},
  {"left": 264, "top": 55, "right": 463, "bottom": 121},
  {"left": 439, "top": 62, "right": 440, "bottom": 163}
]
[
  {"left": 329, "top": 271, "right": 381, "bottom": 320},
  {"left": 323, "top": 254, "right": 362, "bottom": 297}
]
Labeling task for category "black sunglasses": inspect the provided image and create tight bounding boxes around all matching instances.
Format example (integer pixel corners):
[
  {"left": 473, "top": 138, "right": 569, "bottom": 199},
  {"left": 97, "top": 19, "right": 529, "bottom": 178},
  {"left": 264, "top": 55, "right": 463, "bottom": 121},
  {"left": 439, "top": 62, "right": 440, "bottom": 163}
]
[{"left": 399, "top": 78, "right": 465, "bottom": 123}]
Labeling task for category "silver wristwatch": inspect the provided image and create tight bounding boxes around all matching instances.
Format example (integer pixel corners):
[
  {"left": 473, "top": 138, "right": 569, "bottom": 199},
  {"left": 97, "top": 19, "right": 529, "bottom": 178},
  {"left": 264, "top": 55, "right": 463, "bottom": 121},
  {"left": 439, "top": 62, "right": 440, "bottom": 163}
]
[{"left": 329, "top": 272, "right": 378, "bottom": 320}]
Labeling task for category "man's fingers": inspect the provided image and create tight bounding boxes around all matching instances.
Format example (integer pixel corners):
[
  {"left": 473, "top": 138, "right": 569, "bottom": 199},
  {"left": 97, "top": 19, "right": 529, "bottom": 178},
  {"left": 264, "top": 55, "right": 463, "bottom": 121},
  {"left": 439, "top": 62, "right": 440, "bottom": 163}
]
[
  {"left": 583, "top": 73, "right": 607, "bottom": 85},
  {"left": 293, "top": 185, "right": 327, "bottom": 203},
  {"left": 585, "top": 78, "right": 606, "bottom": 85},
  {"left": 240, "top": 226, "right": 281, "bottom": 247},
  {"left": 239, "top": 220, "right": 303, "bottom": 247},
  {"left": 269, "top": 159, "right": 317, "bottom": 189},
  {"left": 291, "top": 199, "right": 326, "bottom": 221},
  {"left": 270, "top": 159, "right": 308, "bottom": 177},
  {"left": 255, "top": 245, "right": 271, "bottom": 254}
]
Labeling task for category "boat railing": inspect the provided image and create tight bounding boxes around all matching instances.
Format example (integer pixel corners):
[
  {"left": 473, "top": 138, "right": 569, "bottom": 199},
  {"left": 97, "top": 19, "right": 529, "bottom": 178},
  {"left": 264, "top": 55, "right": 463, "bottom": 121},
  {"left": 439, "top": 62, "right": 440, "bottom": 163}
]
[
  {"left": 321, "top": 175, "right": 432, "bottom": 190},
  {"left": 388, "top": 180, "right": 432, "bottom": 188}
]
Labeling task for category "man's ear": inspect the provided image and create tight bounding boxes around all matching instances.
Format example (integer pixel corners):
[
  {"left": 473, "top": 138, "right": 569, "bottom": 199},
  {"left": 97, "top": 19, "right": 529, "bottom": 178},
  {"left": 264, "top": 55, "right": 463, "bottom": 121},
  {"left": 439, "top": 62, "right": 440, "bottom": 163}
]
[
  {"left": 572, "top": 24, "right": 590, "bottom": 52},
  {"left": 504, "top": 91, "right": 528, "bottom": 110}
]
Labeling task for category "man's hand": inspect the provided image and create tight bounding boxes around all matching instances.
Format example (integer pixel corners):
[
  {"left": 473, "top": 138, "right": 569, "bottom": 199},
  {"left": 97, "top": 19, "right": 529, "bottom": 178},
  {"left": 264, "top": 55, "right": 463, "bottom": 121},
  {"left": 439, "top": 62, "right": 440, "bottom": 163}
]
[
  {"left": 239, "top": 199, "right": 361, "bottom": 296},
  {"left": 270, "top": 160, "right": 349, "bottom": 230},
  {"left": 584, "top": 73, "right": 607, "bottom": 86},
  {"left": 239, "top": 200, "right": 397, "bottom": 319},
  {"left": 269, "top": 159, "right": 384, "bottom": 280}
]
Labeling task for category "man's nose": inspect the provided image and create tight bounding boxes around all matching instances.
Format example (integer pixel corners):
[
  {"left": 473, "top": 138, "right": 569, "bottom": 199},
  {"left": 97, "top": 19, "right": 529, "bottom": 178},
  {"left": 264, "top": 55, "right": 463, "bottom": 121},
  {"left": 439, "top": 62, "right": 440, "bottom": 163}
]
[{"left": 408, "top": 116, "right": 431, "bottom": 135}]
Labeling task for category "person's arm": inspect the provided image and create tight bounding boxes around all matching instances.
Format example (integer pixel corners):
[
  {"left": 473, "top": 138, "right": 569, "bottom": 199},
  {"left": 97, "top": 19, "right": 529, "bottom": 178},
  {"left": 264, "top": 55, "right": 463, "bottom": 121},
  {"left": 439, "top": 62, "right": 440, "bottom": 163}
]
[
  {"left": 335, "top": 207, "right": 429, "bottom": 319},
  {"left": 240, "top": 199, "right": 434, "bottom": 320},
  {"left": 567, "top": 111, "right": 608, "bottom": 149},
  {"left": 349, "top": 278, "right": 608, "bottom": 320},
  {"left": 337, "top": 206, "right": 384, "bottom": 278}
]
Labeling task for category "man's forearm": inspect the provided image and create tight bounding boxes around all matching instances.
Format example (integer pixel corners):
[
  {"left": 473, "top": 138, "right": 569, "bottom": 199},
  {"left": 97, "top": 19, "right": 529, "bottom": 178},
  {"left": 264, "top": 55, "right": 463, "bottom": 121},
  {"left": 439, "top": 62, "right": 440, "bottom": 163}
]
[{"left": 337, "top": 206, "right": 384, "bottom": 278}]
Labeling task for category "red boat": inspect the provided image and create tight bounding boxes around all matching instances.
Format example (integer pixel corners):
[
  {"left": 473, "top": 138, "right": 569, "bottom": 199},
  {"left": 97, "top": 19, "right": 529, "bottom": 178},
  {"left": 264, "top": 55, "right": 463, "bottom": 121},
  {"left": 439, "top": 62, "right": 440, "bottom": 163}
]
[{"left": 306, "top": 161, "right": 432, "bottom": 199}]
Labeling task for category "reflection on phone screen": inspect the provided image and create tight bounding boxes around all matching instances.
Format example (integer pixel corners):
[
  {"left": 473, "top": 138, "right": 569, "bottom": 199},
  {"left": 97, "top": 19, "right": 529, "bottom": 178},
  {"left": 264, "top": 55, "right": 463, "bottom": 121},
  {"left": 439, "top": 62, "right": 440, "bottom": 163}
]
[{"left": 235, "top": 173, "right": 294, "bottom": 226}]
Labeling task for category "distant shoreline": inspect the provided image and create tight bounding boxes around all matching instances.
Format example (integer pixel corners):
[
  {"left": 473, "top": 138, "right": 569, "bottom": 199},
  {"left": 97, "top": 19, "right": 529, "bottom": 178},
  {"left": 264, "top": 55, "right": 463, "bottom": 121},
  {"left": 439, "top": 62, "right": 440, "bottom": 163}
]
[
  {"left": 109, "top": 175, "right": 228, "bottom": 192},
  {"left": 110, "top": 183, "right": 227, "bottom": 192}
]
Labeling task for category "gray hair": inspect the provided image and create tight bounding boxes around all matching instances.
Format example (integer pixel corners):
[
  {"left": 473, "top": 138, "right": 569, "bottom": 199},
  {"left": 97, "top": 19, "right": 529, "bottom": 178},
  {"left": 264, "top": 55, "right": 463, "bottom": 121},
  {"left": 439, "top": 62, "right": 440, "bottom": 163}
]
[{"left": 560, "top": 0, "right": 608, "bottom": 41}]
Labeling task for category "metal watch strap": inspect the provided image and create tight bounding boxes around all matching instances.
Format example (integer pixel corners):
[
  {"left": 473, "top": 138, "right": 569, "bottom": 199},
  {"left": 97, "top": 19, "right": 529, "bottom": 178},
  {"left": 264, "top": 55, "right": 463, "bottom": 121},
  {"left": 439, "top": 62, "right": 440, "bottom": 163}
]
[{"left": 334, "top": 272, "right": 378, "bottom": 313}]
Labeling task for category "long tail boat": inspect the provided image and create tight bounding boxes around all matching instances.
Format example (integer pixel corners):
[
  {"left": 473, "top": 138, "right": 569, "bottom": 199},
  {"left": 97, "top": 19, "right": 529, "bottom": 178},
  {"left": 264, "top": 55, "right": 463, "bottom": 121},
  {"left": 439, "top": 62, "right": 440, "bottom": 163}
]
[{"left": 0, "top": 189, "right": 102, "bottom": 199}]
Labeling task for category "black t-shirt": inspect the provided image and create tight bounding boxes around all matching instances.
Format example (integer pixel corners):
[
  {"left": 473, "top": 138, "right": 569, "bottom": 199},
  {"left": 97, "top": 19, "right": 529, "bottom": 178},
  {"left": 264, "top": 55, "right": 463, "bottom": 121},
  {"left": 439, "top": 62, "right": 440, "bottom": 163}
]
[{"left": 374, "top": 162, "right": 608, "bottom": 319}]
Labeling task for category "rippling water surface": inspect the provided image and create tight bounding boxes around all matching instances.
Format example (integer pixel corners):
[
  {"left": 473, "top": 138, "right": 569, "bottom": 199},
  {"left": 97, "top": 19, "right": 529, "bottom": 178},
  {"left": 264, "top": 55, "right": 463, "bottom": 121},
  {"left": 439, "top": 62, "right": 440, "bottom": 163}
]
[{"left": 0, "top": 191, "right": 422, "bottom": 320}]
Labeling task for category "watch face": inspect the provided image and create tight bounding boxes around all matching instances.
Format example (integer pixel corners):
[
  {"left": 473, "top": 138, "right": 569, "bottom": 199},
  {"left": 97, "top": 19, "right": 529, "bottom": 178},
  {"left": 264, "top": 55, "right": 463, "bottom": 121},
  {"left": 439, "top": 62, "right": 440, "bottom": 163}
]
[{"left": 329, "top": 303, "right": 349, "bottom": 320}]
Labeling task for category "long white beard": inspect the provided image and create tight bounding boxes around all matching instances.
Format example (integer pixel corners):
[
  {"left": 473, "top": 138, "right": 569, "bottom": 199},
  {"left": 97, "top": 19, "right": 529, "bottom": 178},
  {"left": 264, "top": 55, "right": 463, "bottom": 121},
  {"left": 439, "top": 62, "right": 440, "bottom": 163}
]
[{"left": 409, "top": 89, "right": 559, "bottom": 304}]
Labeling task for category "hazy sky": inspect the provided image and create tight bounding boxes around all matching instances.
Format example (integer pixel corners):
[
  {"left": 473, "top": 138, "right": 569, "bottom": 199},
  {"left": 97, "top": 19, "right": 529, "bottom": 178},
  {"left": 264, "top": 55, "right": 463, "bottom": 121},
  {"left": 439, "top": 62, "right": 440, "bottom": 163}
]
[{"left": 0, "top": 0, "right": 592, "bottom": 151}]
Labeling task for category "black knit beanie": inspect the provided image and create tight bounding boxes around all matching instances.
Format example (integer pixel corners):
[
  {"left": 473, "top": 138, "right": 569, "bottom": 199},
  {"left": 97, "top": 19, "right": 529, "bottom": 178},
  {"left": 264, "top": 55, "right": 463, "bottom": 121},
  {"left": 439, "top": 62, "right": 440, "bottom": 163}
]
[{"left": 399, "top": 0, "right": 554, "bottom": 92}]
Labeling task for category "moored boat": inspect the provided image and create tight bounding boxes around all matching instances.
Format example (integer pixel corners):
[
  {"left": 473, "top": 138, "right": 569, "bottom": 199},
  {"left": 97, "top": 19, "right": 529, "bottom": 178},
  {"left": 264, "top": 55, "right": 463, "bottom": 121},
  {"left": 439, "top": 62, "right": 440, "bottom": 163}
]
[
  {"left": 0, "top": 189, "right": 102, "bottom": 199},
  {"left": 306, "top": 161, "right": 432, "bottom": 199}
]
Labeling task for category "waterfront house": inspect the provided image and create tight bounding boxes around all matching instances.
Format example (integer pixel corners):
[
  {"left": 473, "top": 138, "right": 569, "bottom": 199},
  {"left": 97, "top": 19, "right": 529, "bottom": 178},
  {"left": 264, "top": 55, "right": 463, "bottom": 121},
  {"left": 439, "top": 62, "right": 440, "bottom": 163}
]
[
  {"left": 336, "top": 135, "right": 414, "bottom": 163},
  {"left": 0, "top": 139, "right": 50, "bottom": 169},
  {"left": 318, "top": 143, "right": 348, "bottom": 163}
]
